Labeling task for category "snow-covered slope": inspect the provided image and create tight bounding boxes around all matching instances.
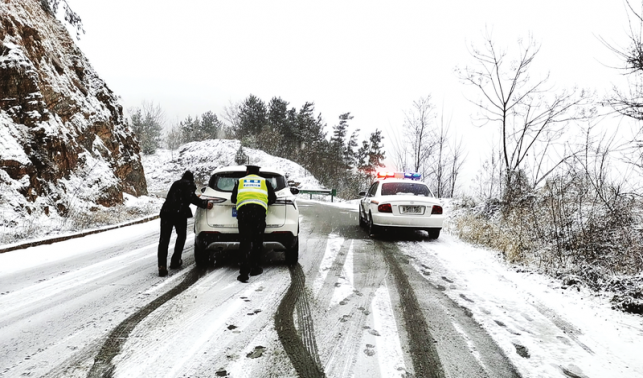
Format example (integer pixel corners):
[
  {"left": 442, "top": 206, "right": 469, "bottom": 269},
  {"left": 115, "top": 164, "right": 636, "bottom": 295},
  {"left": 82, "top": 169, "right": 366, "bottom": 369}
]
[{"left": 143, "top": 139, "right": 324, "bottom": 195}]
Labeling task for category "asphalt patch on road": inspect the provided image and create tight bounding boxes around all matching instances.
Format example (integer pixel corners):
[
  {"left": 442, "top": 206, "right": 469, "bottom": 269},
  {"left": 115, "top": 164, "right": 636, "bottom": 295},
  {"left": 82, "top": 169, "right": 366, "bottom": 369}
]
[{"left": 87, "top": 267, "right": 205, "bottom": 378}]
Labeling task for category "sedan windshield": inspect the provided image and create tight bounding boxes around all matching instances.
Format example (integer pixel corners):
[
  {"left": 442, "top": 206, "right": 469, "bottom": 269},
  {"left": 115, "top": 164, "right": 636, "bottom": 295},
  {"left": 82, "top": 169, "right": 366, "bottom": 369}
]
[
  {"left": 209, "top": 172, "right": 287, "bottom": 192},
  {"left": 381, "top": 182, "right": 430, "bottom": 196}
]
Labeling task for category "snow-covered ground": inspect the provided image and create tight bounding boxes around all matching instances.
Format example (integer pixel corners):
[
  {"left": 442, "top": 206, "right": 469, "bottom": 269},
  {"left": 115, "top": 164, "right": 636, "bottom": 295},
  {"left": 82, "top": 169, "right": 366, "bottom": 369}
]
[
  {"left": 3, "top": 140, "right": 642, "bottom": 377},
  {"left": 317, "top": 199, "right": 643, "bottom": 378}
]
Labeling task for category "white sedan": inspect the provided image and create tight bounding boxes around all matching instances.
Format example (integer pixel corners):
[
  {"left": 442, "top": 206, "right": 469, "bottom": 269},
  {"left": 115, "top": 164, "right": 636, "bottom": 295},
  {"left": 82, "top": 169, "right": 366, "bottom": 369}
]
[{"left": 358, "top": 175, "right": 444, "bottom": 238}]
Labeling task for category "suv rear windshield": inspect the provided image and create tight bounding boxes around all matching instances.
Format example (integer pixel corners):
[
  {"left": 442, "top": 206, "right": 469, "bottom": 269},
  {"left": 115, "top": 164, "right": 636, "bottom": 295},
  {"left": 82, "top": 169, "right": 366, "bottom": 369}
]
[
  {"left": 381, "top": 182, "right": 431, "bottom": 196},
  {"left": 209, "top": 172, "right": 287, "bottom": 192}
]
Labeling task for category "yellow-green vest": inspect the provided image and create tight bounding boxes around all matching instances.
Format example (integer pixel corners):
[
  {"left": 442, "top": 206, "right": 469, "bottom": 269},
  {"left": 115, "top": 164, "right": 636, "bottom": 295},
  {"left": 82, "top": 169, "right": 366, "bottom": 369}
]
[{"left": 237, "top": 174, "right": 269, "bottom": 211}]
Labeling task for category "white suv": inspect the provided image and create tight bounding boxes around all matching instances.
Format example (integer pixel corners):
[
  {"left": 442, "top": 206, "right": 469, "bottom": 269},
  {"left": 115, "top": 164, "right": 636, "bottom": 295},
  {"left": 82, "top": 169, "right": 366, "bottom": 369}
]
[
  {"left": 193, "top": 166, "right": 300, "bottom": 266},
  {"left": 359, "top": 173, "right": 444, "bottom": 238}
]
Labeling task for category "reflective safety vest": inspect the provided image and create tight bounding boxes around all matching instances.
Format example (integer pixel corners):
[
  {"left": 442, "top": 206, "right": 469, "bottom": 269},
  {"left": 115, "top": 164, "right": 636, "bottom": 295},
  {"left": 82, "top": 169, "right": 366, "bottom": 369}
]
[{"left": 236, "top": 174, "right": 269, "bottom": 211}]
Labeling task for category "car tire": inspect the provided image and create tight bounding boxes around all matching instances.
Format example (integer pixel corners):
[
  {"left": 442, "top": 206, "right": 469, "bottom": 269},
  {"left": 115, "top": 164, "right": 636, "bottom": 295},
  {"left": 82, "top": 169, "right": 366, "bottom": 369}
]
[
  {"left": 368, "top": 213, "right": 379, "bottom": 236},
  {"left": 427, "top": 229, "right": 441, "bottom": 239},
  {"left": 285, "top": 235, "right": 299, "bottom": 265},
  {"left": 194, "top": 238, "right": 210, "bottom": 268},
  {"left": 359, "top": 209, "right": 367, "bottom": 228}
]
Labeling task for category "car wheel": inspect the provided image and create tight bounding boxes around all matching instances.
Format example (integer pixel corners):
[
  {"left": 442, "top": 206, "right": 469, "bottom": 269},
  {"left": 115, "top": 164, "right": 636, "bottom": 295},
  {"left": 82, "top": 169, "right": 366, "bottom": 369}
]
[
  {"left": 194, "top": 238, "right": 210, "bottom": 267},
  {"left": 368, "top": 213, "right": 379, "bottom": 236},
  {"left": 427, "top": 229, "right": 441, "bottom": 239},
  {"left": 359, "top": 209, "right": 367, "bottom": 228},
  {"left": 285, "top": 236, "right": 299, "bottom": 265}
]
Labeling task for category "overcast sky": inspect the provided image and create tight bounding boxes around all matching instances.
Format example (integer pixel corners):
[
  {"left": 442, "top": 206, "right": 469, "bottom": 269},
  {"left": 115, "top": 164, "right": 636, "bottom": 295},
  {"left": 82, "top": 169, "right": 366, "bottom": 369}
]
[{"left": 66, "top": 0, "right": 634, "bottom": 183}]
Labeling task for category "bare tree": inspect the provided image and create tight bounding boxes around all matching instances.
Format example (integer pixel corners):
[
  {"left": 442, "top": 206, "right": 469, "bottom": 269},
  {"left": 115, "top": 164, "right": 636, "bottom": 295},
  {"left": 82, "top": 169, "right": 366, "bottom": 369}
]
[
  {"left": 402, "top": 95, "right": 437, "bottom": 177},
  {"left": 385, "top": 125, "right": 409, "bottom": 172},
  {"left": 449, "top": 135, "right": 466, "bottom": 197},
  {"left": 458, "top": 33, "right": 592, "bottom": 189},
  {"left": 220, "top": 99, "right": 242, "bottom": 138},
  {"left": 431, "top": 112, "right": 449, "bottom": 197},
  {"left": 602, "top": 1, "right": 643, "bottom": 120},
  {"left": 165, "top": 123, "right": 181, "bottom": 161}
]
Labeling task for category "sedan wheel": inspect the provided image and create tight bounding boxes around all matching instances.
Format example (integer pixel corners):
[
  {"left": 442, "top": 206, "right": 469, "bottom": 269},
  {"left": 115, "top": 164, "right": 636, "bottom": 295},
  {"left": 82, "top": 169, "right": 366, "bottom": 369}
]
[
  {"left": 427, "top": 229, "right": 441, "bottom": 239},
  {"left": 368, "top": 214, "right": 379, "bottom": 236},
  {"left": 359, "top": 209, "right": 367, "bottom": 228}
]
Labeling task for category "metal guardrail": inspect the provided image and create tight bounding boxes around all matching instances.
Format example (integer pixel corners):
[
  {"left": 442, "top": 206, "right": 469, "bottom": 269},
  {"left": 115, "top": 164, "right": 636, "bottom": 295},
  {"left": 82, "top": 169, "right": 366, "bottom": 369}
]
[{"left": 298, "top": 189, "right": 337, "bottom": 202}]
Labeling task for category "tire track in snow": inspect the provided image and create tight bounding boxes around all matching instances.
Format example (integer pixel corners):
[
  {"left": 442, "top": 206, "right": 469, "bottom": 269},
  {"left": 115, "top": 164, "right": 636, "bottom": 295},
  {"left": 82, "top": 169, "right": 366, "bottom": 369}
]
[
  {"left": 275, "top": 263, "right": 325, "bottom": 378},
  {"left": 87, "top": 267, "right": 205, "bottom": 378},
  {"left": 316, "top": 239, "right": 389, "bottom": 377},
  {"left": 378, "top": 241, "right": 446, "bottom": 378}
]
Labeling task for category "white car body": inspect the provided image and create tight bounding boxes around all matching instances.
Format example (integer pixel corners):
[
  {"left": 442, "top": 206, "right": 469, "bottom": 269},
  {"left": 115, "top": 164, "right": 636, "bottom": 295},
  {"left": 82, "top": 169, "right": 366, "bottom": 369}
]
[
  {"left": 193, "top": 166, "right": 300, "bottom": 266},
  {"left": 358, "top": 177, "right": 444, "bottom": 238}
]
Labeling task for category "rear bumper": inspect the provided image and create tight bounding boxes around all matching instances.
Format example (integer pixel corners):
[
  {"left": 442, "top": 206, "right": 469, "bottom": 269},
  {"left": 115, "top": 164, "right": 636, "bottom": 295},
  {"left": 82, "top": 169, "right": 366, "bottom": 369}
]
[
  {"left": 196, "top": 231, "right": 297, "bottom": 252},
  {"left": 371, "top": 213, "right": 444, "bottom": 229}
]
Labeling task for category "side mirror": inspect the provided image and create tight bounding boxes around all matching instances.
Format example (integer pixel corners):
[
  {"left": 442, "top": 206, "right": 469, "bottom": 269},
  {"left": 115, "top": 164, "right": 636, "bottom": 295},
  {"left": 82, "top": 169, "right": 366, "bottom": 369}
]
[
  {"left": 290, "top": 187, "right": 300, "bottom": 195},
  {"left": 358, "top": 191, "right": 366, "bottom": 196}
]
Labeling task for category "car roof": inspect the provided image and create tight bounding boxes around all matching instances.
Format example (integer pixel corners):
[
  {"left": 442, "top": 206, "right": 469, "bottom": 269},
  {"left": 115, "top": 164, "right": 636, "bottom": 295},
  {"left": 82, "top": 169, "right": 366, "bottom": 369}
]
[{"left": 211, "top": 165, "right": 285, "bottom": 176}]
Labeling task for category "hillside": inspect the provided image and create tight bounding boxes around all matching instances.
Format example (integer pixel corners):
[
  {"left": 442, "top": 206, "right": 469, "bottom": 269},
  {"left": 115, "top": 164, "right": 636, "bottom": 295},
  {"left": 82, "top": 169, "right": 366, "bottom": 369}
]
[
  {"left": 143, "top": 139, "right": 324, "bottom": 195},
  {"left": 0, "top": 0, "right": 147, "bottom": 243},
  {"left": 0, "top": 138, "right": 324, "bottom": 246}
]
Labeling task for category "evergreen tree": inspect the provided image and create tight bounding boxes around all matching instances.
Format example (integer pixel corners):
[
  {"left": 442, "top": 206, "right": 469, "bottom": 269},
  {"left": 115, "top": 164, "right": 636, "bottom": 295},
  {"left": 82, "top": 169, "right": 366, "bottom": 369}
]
[
  {"left": 367, "top": 129, "right": 386, "bottom": 173},
  {"left": 344, "top": 128, "right": 360, "bottom": 170},
  {"left": 200, "top": 111, "right": 222, "bottom": 140},
  {"left": 234, "top": 144, "right": 249, "bottom": 165},
  {"left": 330, "top": 113, "right": 353, "bottom": 171},
  {"left": 129, "top": 103, "right": 164, "bottom": 155},
  {"left": 179, "top": 115, "right": 197, "bottom": 144},
  {"left": 236, "top": 95, "right": 267, "bottom": 139}
]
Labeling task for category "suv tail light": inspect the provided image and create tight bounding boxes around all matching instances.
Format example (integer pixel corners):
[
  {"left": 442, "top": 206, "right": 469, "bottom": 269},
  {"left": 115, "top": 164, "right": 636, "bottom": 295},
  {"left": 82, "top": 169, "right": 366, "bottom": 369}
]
[
  {"left": 275, "top": 199, "right": 297, "bottom": 208},
  {"left": 378, "top": 203, "right": 392, "bottom": 213},
  {"left": 201, "top": 196, "right": 227, "bottom": 203},
  {"left": 431, "top": 205, "right": 443, "bottom": 215}
]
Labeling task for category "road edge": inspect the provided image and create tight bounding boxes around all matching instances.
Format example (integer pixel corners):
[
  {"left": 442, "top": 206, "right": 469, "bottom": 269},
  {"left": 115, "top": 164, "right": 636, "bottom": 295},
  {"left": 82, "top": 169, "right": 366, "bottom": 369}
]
[{"left": 0, "top": 214, "right": 160, "bottom": 254}]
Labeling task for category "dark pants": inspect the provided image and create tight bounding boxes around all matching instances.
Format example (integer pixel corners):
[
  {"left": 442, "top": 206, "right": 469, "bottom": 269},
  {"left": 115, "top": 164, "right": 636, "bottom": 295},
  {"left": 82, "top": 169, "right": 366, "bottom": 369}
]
[
  {"left": 237, "top": 204, "right": 267, "bottom": 277},
  {"left": 158, "top": 215, "right": 188, "bottom": 268}
]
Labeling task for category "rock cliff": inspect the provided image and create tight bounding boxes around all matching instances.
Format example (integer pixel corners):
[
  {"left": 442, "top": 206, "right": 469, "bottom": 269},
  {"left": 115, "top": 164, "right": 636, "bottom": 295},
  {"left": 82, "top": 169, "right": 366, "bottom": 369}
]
[{"left": 0, "top": 0, "right": 147, "bottom": 228}]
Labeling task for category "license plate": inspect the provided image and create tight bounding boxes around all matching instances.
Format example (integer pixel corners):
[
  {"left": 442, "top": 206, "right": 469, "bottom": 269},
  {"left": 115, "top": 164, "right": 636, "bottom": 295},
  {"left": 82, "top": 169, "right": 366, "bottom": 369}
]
[
  {"left": 401, "top": 205, "right": 424, "bottom": 214},
  {"left": 232, "top": 207, "right": 237, "bottom": 218}
]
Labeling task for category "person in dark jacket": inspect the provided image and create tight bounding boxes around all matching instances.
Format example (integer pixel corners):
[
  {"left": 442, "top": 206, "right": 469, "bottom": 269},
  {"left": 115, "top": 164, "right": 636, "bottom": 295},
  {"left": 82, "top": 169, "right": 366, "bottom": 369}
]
[
  {"left": 158, "top": 170, "right": 212, "bottom": 277},
  {"left": 230, "top": 165, "right": 276, "bottom": 283}
]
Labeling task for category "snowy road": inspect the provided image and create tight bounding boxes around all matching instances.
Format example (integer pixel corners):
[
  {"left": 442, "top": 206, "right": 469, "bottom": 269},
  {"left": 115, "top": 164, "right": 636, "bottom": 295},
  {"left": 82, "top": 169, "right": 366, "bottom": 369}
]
[{"left": 1, "top": 200, "right": 641, "bottom": 377}]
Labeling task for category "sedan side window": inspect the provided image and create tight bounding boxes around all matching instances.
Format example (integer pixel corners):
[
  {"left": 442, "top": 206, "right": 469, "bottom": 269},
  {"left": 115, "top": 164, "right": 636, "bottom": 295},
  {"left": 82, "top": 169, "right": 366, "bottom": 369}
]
[{"left": 367, "top": 182, "right": 379, "bottom": 197}]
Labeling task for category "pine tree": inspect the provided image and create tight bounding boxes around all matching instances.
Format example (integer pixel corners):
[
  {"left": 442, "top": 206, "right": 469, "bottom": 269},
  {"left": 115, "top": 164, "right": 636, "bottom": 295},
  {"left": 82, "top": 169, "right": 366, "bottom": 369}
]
[
  {"left": 367, "top": 129, "right": 386, "bottom": 173},
  {"left": 201, "top": 111, "right": 222, "bottom": 140},
  {"left": 130, "top": 106, "right": 163, "bottom": 155},
  {"left": 180, "top": 115, "right": 197, "bottom": 144},
  {"left": 234, "top": 144, "right": 248, "bottom": 165},
  {"left": 236, "top": 95, "right": 267, "bottom": 139}
]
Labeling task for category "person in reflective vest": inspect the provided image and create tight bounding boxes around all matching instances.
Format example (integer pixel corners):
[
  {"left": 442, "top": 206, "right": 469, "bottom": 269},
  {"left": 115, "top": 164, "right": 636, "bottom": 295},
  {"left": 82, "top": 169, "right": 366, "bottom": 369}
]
[{"left": 231, "top": 165, "right": 276, "bottom": 283}]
